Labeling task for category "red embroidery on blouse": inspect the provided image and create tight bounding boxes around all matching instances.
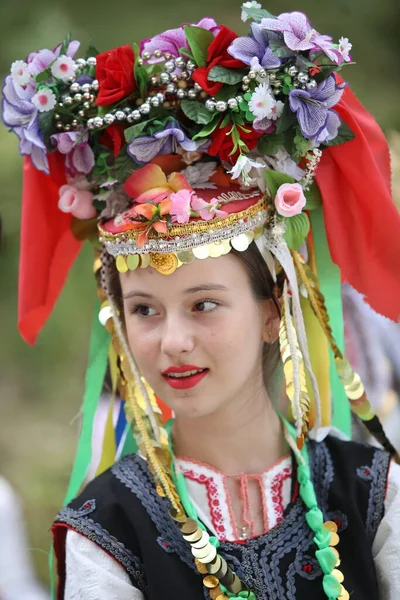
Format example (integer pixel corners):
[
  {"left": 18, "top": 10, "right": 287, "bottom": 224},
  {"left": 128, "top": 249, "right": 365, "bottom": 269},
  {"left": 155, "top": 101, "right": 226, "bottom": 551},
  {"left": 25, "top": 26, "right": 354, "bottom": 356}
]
[{"left": 269, "top": 465, "right": 292, "bottom": 525}]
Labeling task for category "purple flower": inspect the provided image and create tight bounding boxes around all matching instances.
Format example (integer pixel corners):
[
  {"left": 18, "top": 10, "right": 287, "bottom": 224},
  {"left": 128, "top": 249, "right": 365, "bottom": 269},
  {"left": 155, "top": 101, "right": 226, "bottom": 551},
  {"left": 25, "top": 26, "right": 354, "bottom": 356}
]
[
  {"left": 309, "top": 35, "right": 343, "bottom": 65},
  {"left": 26, "top": 40, "right": 79, "bottom": 76},
  {"left": 127, "top": 121, "right": 199, "bottom": 164},
  {"left": 228, "top": 23, "right": 281, "bottom": 69},
  {"left": 51, "top": 130, "right": 95, "bottom": 175},
  {"left": 289, "top": 74, "right": 346, "bottom": 141},
  {"left": 140, "top": 18, "right": 219, "bottom": 62},
  {"left": 261, "top": 12, "right": 327, "bottom": 52},
  {"left": 2, "top": 75, "right": 48, "bottom": 172}
]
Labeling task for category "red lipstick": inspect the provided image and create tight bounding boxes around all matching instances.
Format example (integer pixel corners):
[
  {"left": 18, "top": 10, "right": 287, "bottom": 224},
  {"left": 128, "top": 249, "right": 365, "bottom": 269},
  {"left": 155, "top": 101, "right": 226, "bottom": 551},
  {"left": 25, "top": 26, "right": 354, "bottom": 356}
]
[{"left": 162, "top": 364, "right": 209, "bottom": 390}]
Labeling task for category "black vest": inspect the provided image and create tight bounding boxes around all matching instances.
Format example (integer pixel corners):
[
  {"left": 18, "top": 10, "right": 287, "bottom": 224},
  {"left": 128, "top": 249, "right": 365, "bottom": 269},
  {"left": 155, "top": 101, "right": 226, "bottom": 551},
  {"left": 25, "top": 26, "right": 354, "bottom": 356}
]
[{"left": 53, "top": 436, "right": 390, "bottom": 600}]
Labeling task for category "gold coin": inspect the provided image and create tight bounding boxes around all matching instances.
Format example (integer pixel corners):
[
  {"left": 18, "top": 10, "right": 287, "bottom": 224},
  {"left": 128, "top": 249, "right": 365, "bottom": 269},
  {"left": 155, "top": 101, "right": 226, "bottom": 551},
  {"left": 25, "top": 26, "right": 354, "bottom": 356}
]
[
  {"left": 203, "top": 575, "right": 219, "bottom": 589},
  {"left": 209, "top": 588, "right": 223, "bottom": 600},
  {"left": 219, "top": 239, "right": 231, "bottom": 255},
  {"left": 127, "top": 254, "right": 140, "bottom": 270},
  {"left": 150, "top": 252, "right": 178, "bottom": 275},
  {"left": 169, "top": 507, "right": 186, "bottom": 523},
  {"left": 195, "top": 558, "right": 208, "bottom": 574},
  {"left": 192, "top": 245, "right": 210, "bottom": 260},
  {"left": 206, "top": 557, "right": 222, "bottom": 575},
  {"left": 324, "top": 521, "right": 338, "bottom": 534},
  {"left": 338, "top": 586, "right": 350, "bottom": 600},
  {"left": 209, "top": 242, "right": 224, "bottom": 258},
  {"left": 139, "top": 253, "right": 151, "bottom": 268},
  {"left": 231, "top": 233, "right": 249, "bottom": 252},
  {"left": 200, "top": 545, "right": 217, "bottom": 564},
  {"left": 179, "top": 518, "right": 198, "bottom": 535},
  {"left": 176, "top": 250, "right": 195, "bottom": 264},
  {"left": 346, "top": 381, "right": 365, "bottom": 400},
  {"left": 246, "top": 230, "right": 255, "bottom": 243},
  {"left": 183, "top": 528, "right": 203, "bottom": 543},
  {"left": 332, "top": 568, "right": 344, "bottom": 583},
  {"left": 226, "top": 574, "right": 242, "bottom": 594},
  {"left": 330, "top": 532, "right": 340, "bottom": 546},
  {"left": 116, "top": 255, "right": 128, "bottom": 273},
  {"left": 191, "top": 544, "right": 213, "bottom": 559}
]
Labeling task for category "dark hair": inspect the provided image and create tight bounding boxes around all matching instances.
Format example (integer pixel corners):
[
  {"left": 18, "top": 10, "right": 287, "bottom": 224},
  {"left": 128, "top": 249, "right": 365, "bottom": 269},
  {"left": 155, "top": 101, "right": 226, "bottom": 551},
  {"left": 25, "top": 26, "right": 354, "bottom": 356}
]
[{"left": 107, "top": 242, "right": 283, "bottom": 401}]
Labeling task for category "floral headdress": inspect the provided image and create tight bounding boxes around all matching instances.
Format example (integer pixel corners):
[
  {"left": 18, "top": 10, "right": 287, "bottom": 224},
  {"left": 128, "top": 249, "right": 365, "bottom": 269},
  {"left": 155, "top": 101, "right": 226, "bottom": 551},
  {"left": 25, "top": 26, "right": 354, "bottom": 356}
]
[{"left": 3, "top": 4, "right": 400, "bottom": 600}]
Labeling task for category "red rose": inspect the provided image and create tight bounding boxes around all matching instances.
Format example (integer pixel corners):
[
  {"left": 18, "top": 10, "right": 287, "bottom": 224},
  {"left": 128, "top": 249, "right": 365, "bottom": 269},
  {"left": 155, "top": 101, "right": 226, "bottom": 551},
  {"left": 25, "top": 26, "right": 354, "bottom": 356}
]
[
  {"left": 209, "top": 122, "right": 263, "bottom": 162},
  {"left": 96, "top": 45, "right": 136, "bottom": 106},
  {"left": 192, "top": 26, "right": 246, "bottom": 96},
  {"left": 99, "top": 123, "right": 125, "bottom": 157}
]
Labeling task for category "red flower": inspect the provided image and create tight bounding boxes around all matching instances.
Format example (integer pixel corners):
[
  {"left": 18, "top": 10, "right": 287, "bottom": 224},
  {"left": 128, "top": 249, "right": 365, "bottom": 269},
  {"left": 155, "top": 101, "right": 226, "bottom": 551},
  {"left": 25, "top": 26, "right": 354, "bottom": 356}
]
[
  {"left": 208, "top": 122, "right": 263, "bottom": 162},
  {"left": 96, "top": 45, "right": 136, "bottom": 106},
  {"left": 99, "top": 123, "right": 125, "bottom": 157},
  {"left": 192, "top": 26, "right": 246, "bottom": 96}
]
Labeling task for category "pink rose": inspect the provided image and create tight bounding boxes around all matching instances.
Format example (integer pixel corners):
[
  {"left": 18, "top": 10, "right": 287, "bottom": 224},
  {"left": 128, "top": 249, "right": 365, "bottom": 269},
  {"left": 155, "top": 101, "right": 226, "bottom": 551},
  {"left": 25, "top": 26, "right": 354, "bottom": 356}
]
[
  {"left": 274, "top": 183, "right": 306, "bottom": 217},
  {"left": 58, "top": 184, "right": 96, "bottom": 220}
]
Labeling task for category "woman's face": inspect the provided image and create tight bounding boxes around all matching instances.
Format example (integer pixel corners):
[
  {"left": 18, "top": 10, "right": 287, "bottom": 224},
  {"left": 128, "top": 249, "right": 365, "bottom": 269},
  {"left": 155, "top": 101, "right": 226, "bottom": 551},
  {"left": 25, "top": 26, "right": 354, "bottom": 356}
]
[{"left": 119, "top": 253, "right": 276, "bottom": 420}]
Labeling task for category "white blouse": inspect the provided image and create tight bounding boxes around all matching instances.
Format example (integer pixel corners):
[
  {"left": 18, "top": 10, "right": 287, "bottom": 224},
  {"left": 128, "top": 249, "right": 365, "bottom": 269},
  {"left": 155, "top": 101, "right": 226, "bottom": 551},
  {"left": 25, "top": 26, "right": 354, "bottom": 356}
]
[{"left": 64, "top": 458, "right": 400, "bottom": 600}]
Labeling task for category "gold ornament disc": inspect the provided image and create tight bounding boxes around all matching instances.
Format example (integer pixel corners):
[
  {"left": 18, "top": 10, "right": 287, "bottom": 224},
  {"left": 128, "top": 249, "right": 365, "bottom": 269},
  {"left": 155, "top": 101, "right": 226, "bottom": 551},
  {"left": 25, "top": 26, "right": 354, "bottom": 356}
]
[
  {"left": 139, "top": 254, "right": 151, "bottom": 268},
  {"left": 203, "top": 575, "right": 219, "bottom": 589},
  {"left": 192, "top": 245, "right": 210, "bottom": 260},
  {"left": 332, "top": 568, "right": 344, "bottom": 583},
  {"left": 150, "top": 252, "right": 178, "bottom": 275},
  {"left": 116, "top": 255, "right": 128, "bottom": 273},
  {"left": 176, "top": 249, "right": 195, "bottom": 264},
  {"left": 324, "top": 521, "right": 338, "bottom": 533},
  {"left": 330, "top": 532, "right": 340, "bottom": 546},
  {"left": 127, "top": 254, "right": 140, "bottom": 271}
]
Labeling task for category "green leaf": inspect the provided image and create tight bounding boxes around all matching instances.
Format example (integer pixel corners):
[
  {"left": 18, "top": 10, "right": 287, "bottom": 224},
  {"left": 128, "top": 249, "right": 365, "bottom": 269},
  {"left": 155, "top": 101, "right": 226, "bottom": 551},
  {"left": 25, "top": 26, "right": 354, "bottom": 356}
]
[
  {"left": 35, "top": 68, "right": 52, "bottom": 83},
  {"left": 264, "top": 169, "right": 296, "bottom": 197},
  {"left": 323, "top": 121, "right": 355, "bottom": 147},
  {"left": 60, "top": 33, "right": 71, "bottom": 56},
  {"left": 258, "top": 133, "right": 284, "bottom": 155},
  {"left": 305, "top": 182, "right": 322, "bottom": 210},
  {"left": 275, "top": 102, "right": 297, "bottom": 134},
  {"left": 242, "top": 6, "right": 275, "bottom": 22},
  {"left": 184, "top": 26, "right": 214, "bottom": 67},
  {"left": 110, "top": 149, "right": 140, "bottom": 180},
  {"left": 269, "top": 39, "right": 295, "bottom": 58},
  {"left": 180, "top": 100, "right": 214, "bottom": 125},
  {"left": 215, "top": 84, "right": 240, "bottom": 101},
  {"left": 208, "top": 66, "right": 246, "bottom": 85},
  {"left": 284, "top": 213, "right": 310, "bottom": 251},
  {"left": 314, "top": 66, "right": 338, "bottom": 83},
  {"left": 133, "top": 42, "right": 148, "bottom": 98},
  {"left": 86, "top": 43, "right": 100, "bottom": 58},
  {"left": 179, "top": 47, "right": 195, "bottom": 62},
  {"left": 124, "top": 119, "right": 154, "bottom": 142},
  {"left": 38, "top": 109, "right": 54, "bottom": 144},
  {"left": 283, "top": 129, "right": 296, "bottom": 156},
  {"left": 220, "top": 114, "right": 231, "bottom": 128},
  {"left": 192, "top": 113, "right": 220, "bottom": 139},
  {"left": 293, "top": 128, "right": 311, "bottom": 160}
]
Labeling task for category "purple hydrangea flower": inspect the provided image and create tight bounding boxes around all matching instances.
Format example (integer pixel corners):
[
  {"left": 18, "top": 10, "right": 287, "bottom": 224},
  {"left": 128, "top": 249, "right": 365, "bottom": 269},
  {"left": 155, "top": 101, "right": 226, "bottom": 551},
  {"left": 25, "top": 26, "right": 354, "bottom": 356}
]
[
  {"left": 51, "top": 130, "right": 95, "bottom": 176},
  {"left": 2, "top": 75, "right": 48, "bottom": 172},
  {"left": 261, "top": 12, "right": 328, "bottom": 53},
  {"left": 140, "top": 18, "right": 219, "bottom": 62},
  {"left": 127, "top": 121, "right": 200, "bottom": 164},
  {"left": 228, "top": 22, "right": 282, "bottom": 69},
  {"left": 289, "top": 74, "right": 346, "bottom": 141}
]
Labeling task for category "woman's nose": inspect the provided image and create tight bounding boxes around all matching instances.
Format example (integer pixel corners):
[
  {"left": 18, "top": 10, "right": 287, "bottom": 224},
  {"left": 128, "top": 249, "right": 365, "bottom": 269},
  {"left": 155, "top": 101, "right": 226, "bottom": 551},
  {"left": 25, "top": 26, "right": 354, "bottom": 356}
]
[{"left": 160, "top": 313, "right": 195, "bottom": 358}]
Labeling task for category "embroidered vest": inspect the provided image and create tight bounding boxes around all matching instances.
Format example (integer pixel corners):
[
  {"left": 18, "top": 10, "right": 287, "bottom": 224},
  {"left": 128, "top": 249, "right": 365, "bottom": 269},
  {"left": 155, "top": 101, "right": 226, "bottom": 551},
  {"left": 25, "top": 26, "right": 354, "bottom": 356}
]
[{"left": 53, "top": 437, "right": 390, "bottom": 600}]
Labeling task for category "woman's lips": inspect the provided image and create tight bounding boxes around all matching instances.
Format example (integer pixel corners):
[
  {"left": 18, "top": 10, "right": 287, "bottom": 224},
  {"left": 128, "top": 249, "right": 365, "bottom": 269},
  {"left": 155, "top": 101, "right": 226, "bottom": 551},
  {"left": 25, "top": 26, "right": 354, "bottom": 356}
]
[{"left": 162, "top": 368, "right": 209, "bottom": 390}]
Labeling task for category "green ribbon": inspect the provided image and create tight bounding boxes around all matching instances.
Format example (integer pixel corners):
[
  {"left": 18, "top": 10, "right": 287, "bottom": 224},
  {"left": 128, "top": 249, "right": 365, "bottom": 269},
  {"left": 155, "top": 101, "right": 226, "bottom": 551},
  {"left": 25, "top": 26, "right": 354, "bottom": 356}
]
[{"left": 310, "top": 207, "right": 351, "bottom": 437}]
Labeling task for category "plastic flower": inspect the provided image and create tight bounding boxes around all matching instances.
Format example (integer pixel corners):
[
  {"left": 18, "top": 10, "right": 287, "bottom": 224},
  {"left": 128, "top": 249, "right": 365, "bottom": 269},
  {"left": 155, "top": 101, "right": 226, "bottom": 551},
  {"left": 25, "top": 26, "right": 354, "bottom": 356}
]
[
  {"left": 96, "top": 45, "right": 136, "bottom": 106},
  {"left": 181, "top": 162, "right": 217, "bottom": 189},
  {"left": 191, "top": 195, "right": 228, "bottom": 220},
  {"left": 32, "top": 88, "right": 56, "bottom": 112},
  {"left": 309, "top": 35, "right": 343, "bottom": 65},
  {"left": 51, "top": 55, "right": 77, "bottom": 81},
  {"left": 228, "top": 23, "right": 281, "bottom": 70},
  {"left": 228, "top": 154, "right": 265, "bottom": 185},
  {"left": 338, "top": 37, "right": 352, "bottom": 62},
  {"left": 132, "top": 198, "right": 172, "bottom": 246},
  {"left": 124, "top": 163, "right": 192, "bottom": 203},
  {"left": 241, "top": 1, "right": 262, "bottom": 22},
  {"left": 170, "top": 189, "right": 193, "bottom": 223},
  {"left": 140, "top": 18, "right": 219, "bottom": 61},
  {"left": 27, "top": 40, "right": 79, "bottom": 77},
  {"left": 2, "top": 75, "right": 48, "bottom": 173},
  {"left": 11, "top": 60, "right": 31, "bottom": 86},
  {"left": 58, "top": 177, "right": 96, "bottom": 220},
  {"left": 248, "top": 83, "right": 275, "bottom": 119},
  {"left": 264, "top": 149, "right": 305, "bottom": 181},
  {"left": 261, "top": 12, "right": 328, "bottom": 52},
  {"left": 289, "top": 74, "right": 345, "bottom": 141},
  {"left": 274, "top": 183, "right": 306, "bottom": 217},
  {"left": 127, "top": 121, "right": 199, "bottom": 165},
  {"left": 51, "top": 130, "right": 95, "bottom": 175}
]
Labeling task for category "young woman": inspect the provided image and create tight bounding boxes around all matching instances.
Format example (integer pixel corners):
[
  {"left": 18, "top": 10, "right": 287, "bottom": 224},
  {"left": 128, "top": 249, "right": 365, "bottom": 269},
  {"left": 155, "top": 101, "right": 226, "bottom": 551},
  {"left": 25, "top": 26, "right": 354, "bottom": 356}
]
[{"left": 3, "top": 4, "right": 400, "bottom": 599}]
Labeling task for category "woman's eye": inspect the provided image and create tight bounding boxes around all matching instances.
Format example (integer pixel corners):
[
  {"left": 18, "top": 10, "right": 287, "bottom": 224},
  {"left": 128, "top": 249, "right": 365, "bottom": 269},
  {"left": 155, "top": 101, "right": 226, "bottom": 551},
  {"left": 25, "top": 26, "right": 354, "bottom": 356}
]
[
  {"left": 194, "top": 300, "right": 219, "bottom": 313},
  {"left": 132, "top": 304, "right": 157, "bottom": 317}
]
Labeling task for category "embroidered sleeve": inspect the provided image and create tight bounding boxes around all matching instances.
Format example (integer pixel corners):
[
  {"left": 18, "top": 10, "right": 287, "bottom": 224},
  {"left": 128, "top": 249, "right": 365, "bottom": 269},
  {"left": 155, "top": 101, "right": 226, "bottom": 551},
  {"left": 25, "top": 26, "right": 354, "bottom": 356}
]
[
  {"left": 372, "top": 462, "right": 400, "bottom": 600},
  {"left": 65, "top": 530, "right": 144, "bottom": 600}
]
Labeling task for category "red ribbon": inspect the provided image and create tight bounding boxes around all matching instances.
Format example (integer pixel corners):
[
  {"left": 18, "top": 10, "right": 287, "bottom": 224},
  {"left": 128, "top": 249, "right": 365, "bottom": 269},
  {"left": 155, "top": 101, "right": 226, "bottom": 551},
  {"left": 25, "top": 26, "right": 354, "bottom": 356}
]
[
  {"left": 19, "top": 153, "right": 82, "bottom": 344},
  {"left": 315, "top": 84, "right": 400, "bottom": 321}
]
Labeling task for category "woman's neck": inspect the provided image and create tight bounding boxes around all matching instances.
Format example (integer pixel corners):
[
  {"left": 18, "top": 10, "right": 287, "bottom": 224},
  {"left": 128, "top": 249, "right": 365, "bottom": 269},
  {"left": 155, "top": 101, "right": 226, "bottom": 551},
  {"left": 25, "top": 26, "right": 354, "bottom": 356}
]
[{"left": 171, "top": 389, "right": 287, "bottom": 475}]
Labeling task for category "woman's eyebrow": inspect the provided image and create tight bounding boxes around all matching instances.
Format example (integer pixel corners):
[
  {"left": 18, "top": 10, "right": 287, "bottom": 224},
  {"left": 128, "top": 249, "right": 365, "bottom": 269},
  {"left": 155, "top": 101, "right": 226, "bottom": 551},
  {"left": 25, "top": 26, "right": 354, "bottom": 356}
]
[
  {"left": 122, "top": 291, "right": 153, "bottom": 300},
  {"left": 184, "top": 284, "right": 229, "bottom": 294}
]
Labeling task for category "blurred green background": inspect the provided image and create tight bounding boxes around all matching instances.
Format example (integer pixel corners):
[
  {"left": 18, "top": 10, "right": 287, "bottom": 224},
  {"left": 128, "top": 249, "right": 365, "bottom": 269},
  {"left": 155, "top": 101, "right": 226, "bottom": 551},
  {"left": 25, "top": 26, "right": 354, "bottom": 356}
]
[{"left": 0, "top": 0, "right": 399, "bottom": 587}]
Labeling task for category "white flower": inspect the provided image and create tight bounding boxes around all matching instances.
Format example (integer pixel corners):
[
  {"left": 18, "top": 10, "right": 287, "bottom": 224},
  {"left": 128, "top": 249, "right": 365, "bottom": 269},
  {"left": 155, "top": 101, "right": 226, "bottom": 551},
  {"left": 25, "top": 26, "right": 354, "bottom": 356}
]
[
  {"left": 51, "top": 55, "right": 77, "bottom": 81},
  {"left": 248, "top": 83, "right": 276, "bottom": 120},
  {"left": 11, "top": 60, "right": 31, "bottom": 86},
  {"left": 228, "top": 154, "right": 265, "bottom": 185},
  {"left": 32, "top": 88, "right": 57, "bottom": 112},
  {"left": 241, "top": 1, "right": 262, "bottom": 22},
  {"left": 269, "top": 100, "right": 284, "bottom": 121},
  {"left": 181, "top": 161, "right": 217, "bottom": 189},
  {"left": 264, "top": 148, "right": 306, "bottom": 182},
  {"left": 338, "top": 37, "right": 352, "bottom": 62}
]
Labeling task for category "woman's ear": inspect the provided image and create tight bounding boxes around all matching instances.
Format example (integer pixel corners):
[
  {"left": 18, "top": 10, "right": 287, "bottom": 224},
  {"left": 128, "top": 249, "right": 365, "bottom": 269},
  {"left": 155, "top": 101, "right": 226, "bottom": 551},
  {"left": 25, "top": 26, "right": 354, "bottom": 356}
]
[{"left": 261, "top": 298, "right": 281, "bottom": 344}]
